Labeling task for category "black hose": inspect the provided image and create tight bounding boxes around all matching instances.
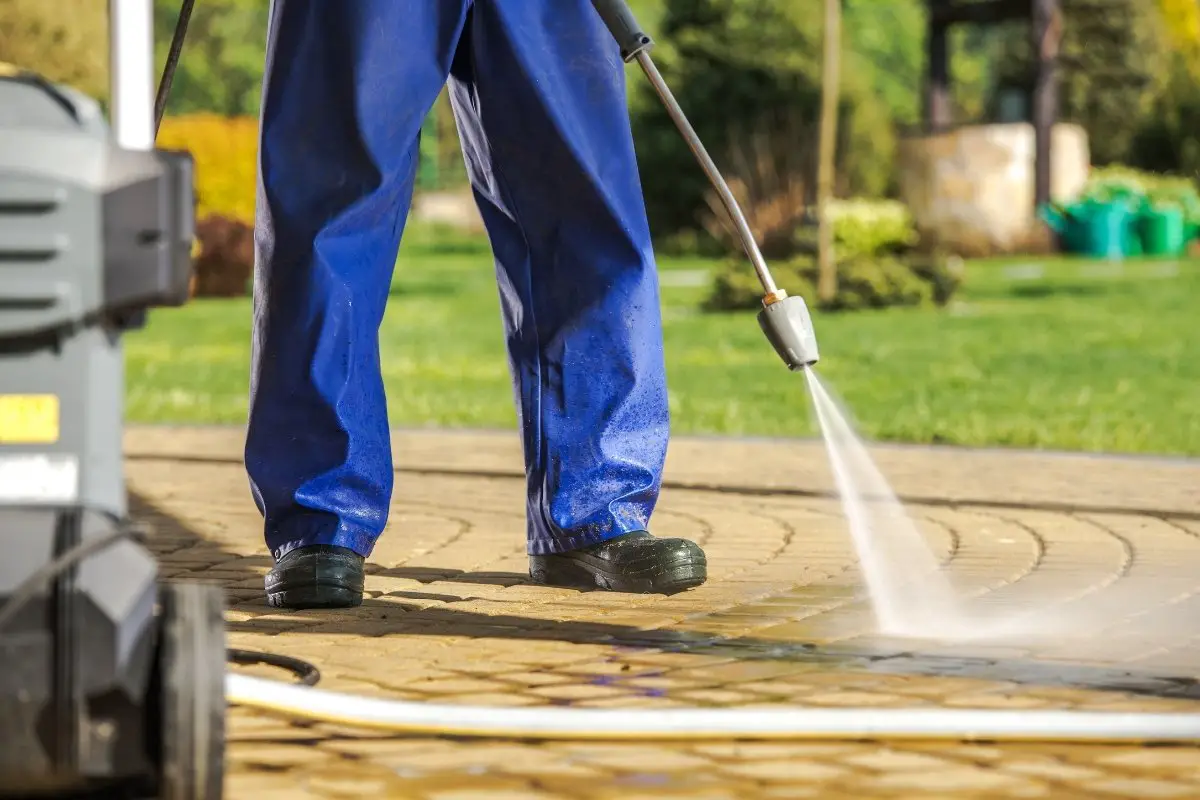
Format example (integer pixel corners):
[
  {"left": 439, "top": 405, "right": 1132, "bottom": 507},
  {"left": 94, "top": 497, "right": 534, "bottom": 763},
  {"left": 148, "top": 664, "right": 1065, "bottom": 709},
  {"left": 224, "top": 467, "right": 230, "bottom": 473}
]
[
  {"left": 0, "top": 526, "right": 139, "bottom": 631},
  {"left": 227, "top": 648, "right": 322, "bottom": 687},
  {"left": 0, "top": 525, "right": 323, "bottom": 688},
  {"left": 154, "top": 0, "right": 197, "bottom": 136}
]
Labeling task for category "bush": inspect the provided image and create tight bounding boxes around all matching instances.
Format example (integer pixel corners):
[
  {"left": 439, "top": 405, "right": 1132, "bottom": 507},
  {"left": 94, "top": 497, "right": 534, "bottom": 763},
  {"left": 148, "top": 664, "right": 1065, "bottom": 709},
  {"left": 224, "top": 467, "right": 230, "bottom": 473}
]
[
  {"left": 704, "top": 197, "right": 962, "bottom": 312},
  {"left": 156, "top": 114, "right": 259, "bottom": 224},
  {"left": 705, "top": 252, "right": 961, "bottom": 312},
  {"left": 787, "top": 199, "right": 920, "bottom": 261},
  {"left": 191, "top": 214, "right": 254, "bottom": 298},
  {"left": 1077, "top": 165, "right": 1200, "bottom": 240},
  {"left": 155, "top": 115, "right": 258, "bottom": 295},
  {"left": 824, "top": 199, "right": 918, "bottom": 258},
  {"left": 1082, "top": 165, "right": 1200, "bottom": 210}
]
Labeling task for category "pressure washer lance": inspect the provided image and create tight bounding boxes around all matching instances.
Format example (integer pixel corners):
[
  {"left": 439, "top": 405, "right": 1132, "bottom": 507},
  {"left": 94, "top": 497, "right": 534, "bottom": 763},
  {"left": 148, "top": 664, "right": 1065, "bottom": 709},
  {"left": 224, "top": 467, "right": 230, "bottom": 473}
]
[{"left": 590, "top": 0, "right": 820, "bottom": 370}]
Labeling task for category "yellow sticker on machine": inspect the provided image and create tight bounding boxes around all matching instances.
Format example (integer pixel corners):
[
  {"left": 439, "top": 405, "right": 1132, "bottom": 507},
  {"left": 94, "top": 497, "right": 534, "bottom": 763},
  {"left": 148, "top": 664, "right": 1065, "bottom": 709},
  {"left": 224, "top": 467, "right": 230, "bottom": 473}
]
[{"left": 0, "top": 395, "right": 60, "bottom": 444}]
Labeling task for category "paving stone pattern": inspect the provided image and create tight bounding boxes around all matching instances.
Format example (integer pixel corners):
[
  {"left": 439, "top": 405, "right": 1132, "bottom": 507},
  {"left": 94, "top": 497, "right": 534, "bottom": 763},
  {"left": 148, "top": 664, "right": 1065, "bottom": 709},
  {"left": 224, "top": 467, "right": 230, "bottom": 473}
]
[{"left": 125, "top": 427, "right": 1200, "bottom": 799}]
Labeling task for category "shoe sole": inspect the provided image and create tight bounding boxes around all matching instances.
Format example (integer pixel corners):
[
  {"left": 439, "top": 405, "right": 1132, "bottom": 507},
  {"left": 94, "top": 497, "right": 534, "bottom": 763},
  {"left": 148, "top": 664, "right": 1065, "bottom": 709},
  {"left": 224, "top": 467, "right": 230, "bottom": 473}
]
[
  {"left": 530, "top": 554, "right": 707, "bottom": 595},
  {"left": 266, "top": 584, "right": 363, "bottom": 610}
]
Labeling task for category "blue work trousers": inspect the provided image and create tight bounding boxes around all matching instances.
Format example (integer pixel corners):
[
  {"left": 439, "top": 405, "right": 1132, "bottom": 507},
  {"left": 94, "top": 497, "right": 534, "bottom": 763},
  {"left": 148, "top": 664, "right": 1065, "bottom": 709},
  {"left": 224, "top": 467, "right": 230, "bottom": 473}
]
[{"left": 247, "top": 0, "right": 670, "bottom": 560}]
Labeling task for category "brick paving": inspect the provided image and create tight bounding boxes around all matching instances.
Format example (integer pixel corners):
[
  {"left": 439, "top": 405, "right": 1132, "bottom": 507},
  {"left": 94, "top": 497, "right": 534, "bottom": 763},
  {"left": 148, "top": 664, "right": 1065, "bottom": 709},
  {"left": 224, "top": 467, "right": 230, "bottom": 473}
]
[{"left": 125, "top": 426, "right": 1200, "bottom": 799}]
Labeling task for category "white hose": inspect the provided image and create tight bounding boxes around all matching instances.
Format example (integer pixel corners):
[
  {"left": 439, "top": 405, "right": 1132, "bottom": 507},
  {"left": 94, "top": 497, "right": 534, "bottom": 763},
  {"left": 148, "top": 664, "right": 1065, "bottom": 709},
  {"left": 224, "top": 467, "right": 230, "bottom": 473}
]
[{"left": 226, "top": 673, "right": 1200, "bottom": 742}]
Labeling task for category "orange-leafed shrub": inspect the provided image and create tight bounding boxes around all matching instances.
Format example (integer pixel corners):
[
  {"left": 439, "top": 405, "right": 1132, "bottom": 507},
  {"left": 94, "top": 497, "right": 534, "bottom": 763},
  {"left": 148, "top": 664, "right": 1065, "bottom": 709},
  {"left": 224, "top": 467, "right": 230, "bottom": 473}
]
[{"left": 157, "top": 114, "right": 259, "bottom": 224}]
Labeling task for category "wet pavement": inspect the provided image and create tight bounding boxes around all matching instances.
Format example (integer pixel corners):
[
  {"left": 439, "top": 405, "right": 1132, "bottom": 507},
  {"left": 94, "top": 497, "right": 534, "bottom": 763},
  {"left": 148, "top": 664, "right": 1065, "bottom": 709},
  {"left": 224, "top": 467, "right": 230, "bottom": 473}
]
[{"left": 126, "top": 426, "right": 1200, "bottom": 799}]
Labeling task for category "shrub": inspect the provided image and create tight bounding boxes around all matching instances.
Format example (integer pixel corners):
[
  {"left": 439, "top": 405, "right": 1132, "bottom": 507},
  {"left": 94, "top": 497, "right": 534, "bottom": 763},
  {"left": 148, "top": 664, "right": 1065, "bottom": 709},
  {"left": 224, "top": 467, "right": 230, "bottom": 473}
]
[
  {"left": 699, "top": 115, "right": 813, "bottom": 261},
  {"left": 1083, "top": 165, "right": 1196, "bottom": 199},
  {"left": 1081, "top": 165, "right": 1200, "bottom": 219},
  {"left": 191, "top": 214, "right": 253, "bottom": 298},
  {"left": 705, "top": 251, "right": 960, "bottom": 313},
  {"left": 825, "top": 199, "right": 918, "bottom": 258},
  {"left": 787, "top": 199, "right": 920, "bottom": 261},
  {"left": 704, "top": 197, "right": 962, "bottom": 312},
  {"left": 156, "top": 114, "right": 259, "bottom": 224}
]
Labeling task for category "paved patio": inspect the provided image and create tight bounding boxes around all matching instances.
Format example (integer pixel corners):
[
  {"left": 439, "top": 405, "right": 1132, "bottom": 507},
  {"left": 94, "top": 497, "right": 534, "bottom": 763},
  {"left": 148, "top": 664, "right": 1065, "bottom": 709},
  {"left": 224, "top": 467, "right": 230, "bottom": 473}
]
[{"left": 126, "top": 426, "right": 1200, "bottom": 799}]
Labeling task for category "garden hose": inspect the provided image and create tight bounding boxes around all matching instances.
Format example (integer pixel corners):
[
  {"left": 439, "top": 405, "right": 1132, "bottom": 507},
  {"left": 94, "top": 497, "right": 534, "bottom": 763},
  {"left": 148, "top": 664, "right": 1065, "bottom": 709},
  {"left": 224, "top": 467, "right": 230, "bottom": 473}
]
[{"left": 226, "top": 672, "right": 1200, "bottom": 743}]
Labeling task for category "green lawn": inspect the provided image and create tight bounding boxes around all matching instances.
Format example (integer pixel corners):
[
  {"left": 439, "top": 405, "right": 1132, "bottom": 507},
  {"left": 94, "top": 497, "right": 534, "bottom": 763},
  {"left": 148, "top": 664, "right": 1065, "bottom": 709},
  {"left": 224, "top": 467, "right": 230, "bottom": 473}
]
[{"left": 125, "top": 230, "right": 1200, "bottom": 456}]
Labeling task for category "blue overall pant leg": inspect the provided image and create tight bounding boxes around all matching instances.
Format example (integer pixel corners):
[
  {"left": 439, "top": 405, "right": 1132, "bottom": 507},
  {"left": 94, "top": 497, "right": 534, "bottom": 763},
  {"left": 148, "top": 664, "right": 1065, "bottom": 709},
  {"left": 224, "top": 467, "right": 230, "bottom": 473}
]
[{"left": 247, "top": 0, "right": 669, "bottom": 561}]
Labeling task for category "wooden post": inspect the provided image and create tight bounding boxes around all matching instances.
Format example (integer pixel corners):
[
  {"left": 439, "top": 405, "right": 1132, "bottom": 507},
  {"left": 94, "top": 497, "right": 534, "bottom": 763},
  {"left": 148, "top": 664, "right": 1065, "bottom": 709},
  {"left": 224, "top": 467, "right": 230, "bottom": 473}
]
[
  {"left": 1031, "top": 0, "right": 1062, "bottom": 208},
  {"left": 925, "top": 11, "right": 951, "bottom": 131},
  {"left": 816, "top": 0, "right": 842, "bottom": 305}
]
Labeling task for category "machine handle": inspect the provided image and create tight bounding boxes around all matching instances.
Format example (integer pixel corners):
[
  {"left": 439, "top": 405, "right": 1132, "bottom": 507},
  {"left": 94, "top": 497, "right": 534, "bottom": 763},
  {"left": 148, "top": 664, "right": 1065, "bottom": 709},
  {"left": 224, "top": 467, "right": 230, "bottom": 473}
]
[{"left": 590, "top": 0, "right": 654, "bottom": 62}]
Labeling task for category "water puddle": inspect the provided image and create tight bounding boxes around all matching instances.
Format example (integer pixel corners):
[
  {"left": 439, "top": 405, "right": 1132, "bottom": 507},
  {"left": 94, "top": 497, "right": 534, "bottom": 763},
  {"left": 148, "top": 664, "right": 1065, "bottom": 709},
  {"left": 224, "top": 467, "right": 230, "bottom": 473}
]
[{"left": 595, "top": 632, "right": 1200, "bottom": 701}]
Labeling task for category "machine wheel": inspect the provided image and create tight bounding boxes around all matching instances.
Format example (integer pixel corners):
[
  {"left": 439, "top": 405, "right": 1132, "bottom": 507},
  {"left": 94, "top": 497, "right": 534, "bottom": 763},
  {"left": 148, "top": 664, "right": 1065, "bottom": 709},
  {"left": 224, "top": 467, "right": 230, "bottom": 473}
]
[{"left": 158, "top": 582, "right": 226, "bottom": 800}]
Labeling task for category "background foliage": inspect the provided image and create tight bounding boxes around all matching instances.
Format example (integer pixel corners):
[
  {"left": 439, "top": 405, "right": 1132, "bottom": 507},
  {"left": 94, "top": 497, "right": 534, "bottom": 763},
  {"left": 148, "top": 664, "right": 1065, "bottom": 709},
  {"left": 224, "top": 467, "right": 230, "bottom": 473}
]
[
  {"left": 2, "top": 0, "right": 1199, "bottom": 239},
  {"left": 0, "top": 0, "right": 108, "bottom": 99},
  {"left": 151, "top": 0, "right": 268, "bottom": 117},
  {"left": 156, "top": 113, "right": 258, "bottom": 221}
]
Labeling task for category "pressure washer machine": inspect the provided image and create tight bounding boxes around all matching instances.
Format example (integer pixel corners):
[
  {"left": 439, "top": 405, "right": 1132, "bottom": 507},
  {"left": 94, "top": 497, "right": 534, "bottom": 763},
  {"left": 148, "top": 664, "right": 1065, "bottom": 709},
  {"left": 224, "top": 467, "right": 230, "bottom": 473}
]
[{"left": 0, "top": 3, "right": 225, "bottom": 797}]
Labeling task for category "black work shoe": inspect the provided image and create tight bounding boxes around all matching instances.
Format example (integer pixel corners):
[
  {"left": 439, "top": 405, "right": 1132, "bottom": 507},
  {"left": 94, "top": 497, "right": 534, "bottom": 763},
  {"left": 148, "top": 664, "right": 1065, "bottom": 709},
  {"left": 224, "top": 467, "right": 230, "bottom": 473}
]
[
  {"left": 530, "top": 531, "right": 707, "bottom": 594},
  {"left": 265, "top": 545, "right": 365, "bottom": 609}
]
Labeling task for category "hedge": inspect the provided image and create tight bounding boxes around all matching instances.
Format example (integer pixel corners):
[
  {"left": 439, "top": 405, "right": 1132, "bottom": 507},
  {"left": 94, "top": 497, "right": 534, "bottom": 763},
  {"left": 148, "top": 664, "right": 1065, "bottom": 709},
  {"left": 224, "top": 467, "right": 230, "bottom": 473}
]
[
  {"left": 705, "top": 198, "right": 964, "bottom": 312},
  {"left": 705, "top": 253, "right": 963, "bottom": 313},
  {"left": 156, "top": 114, "right": 259, "bottom": 224}
]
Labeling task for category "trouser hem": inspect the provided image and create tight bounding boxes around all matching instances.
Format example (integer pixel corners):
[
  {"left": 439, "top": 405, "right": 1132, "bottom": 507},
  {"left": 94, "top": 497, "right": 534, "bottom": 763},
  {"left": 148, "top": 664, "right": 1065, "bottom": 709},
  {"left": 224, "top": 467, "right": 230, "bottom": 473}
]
[
  {"left": 268, "top": 522, "right": 378, "bottom": 562},
  {"left": 526, "top": 524, "right": 648, "bottom": 556}
]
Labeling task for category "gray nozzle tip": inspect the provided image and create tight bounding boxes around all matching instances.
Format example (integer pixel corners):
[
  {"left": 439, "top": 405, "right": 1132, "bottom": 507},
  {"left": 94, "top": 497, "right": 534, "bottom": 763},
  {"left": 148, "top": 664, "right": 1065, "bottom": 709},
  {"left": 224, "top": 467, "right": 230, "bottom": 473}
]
[{"left": 757, "top": 294, "right": 820, "bottom": 371}]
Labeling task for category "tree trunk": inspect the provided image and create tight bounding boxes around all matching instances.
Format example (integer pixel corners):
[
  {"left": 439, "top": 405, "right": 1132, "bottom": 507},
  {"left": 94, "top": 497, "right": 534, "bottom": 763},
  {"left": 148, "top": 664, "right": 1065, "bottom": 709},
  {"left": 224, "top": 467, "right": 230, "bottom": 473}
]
[
  {"left": 816, "top": 0, "right": 842, "bottom": 305},
  {"left": 925, "top": 18, "right": 951, "bottom": 132},
  {"left": 1032, "top": 0, "right": 1062, "bottom": 209}
]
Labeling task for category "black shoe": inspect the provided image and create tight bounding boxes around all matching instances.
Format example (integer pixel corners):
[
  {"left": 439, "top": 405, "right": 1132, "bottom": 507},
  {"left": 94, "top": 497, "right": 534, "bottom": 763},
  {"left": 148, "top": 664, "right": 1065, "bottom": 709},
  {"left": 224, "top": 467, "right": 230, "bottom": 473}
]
[
  {"left": 265, "top": 545, "right": 365, "bottom": 609},
  {"left": 530, "top": 531, "right": 707, "bottom": 594}
]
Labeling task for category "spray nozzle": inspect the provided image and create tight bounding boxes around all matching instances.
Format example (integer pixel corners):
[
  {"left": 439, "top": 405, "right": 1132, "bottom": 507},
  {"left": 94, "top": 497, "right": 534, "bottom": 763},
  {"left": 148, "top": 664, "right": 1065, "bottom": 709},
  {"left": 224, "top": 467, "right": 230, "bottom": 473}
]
[{"left": 757, "top": 291, "right": 820, "bottom": 371}]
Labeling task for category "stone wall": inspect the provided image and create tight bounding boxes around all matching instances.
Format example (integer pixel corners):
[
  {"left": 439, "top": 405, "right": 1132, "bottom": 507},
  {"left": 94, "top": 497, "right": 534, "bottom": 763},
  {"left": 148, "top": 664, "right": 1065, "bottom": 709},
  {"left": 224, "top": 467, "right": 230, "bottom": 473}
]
[
  {"left": 411, "top": 189, "right": 486, "bottom": 233},
  {"left": 898, "top": 123, "right": 1090, "bottom": 255}
]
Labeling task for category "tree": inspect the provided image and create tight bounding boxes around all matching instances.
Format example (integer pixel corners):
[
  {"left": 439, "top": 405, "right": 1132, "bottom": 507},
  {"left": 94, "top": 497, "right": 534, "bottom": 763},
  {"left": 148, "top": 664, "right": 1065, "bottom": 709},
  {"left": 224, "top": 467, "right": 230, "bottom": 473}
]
[
  {"left": 633, "top": 0, "right": 895, "bottom": 245},
  {"left": 0, "top": 0, "right": 108, "bottom": 100},
  {"left": 153, "top": 0, "right": 268, "bottom": 117},
  {"left": 0, "top": 1, "right": 269, "bottom": 116},
  {"left": 1157, "top": 0, "right": 1200, "bottom": 81},
  {"left": 842, "top": 0, "right": 925, "bottom": 127},
  {"left": 989, "top": 0, "right": 1169, "bottom": 165},
  {"left": 816, "top": 0, "right": 842, "bottom": 304},
  {"left": 1130, "top": 54, "right": 1200, "bottom": 177}
]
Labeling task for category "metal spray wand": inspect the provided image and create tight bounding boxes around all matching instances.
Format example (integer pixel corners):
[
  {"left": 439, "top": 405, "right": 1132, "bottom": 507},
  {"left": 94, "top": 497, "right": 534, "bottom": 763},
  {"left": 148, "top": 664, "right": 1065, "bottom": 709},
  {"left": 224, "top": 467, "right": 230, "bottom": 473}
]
[{"left": 590, "top": 0, "right": 820, "bottom": 370}]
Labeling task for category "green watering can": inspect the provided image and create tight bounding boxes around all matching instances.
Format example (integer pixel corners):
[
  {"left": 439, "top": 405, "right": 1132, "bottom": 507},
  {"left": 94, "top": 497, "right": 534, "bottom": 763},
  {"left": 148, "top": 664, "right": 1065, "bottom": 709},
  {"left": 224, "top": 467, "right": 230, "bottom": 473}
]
[
  {"left": 1040, "top": 197, "right": 1138, "bottom": 260},
  {"left": 1138, "top": 203, "right": 1188, "bottom": 257}
]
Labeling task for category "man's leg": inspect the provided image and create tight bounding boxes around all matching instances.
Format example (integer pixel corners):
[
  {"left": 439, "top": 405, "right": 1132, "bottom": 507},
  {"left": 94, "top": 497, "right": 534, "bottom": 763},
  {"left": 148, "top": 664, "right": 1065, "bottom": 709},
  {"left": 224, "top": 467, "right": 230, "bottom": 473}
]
[
  {"left": 446, "top": 0, "right": 706, "bottom": 593},
  {"left": 249, "top": 0, "right": 470, "bottom": 607}
]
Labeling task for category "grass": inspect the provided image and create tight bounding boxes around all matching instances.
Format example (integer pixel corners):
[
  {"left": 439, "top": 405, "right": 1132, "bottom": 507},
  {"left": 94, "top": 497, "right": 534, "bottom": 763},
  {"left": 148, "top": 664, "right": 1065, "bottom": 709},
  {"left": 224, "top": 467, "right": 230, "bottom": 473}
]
[{"left": 124, "top": 228, "right": 1200, "bottom": 457}]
